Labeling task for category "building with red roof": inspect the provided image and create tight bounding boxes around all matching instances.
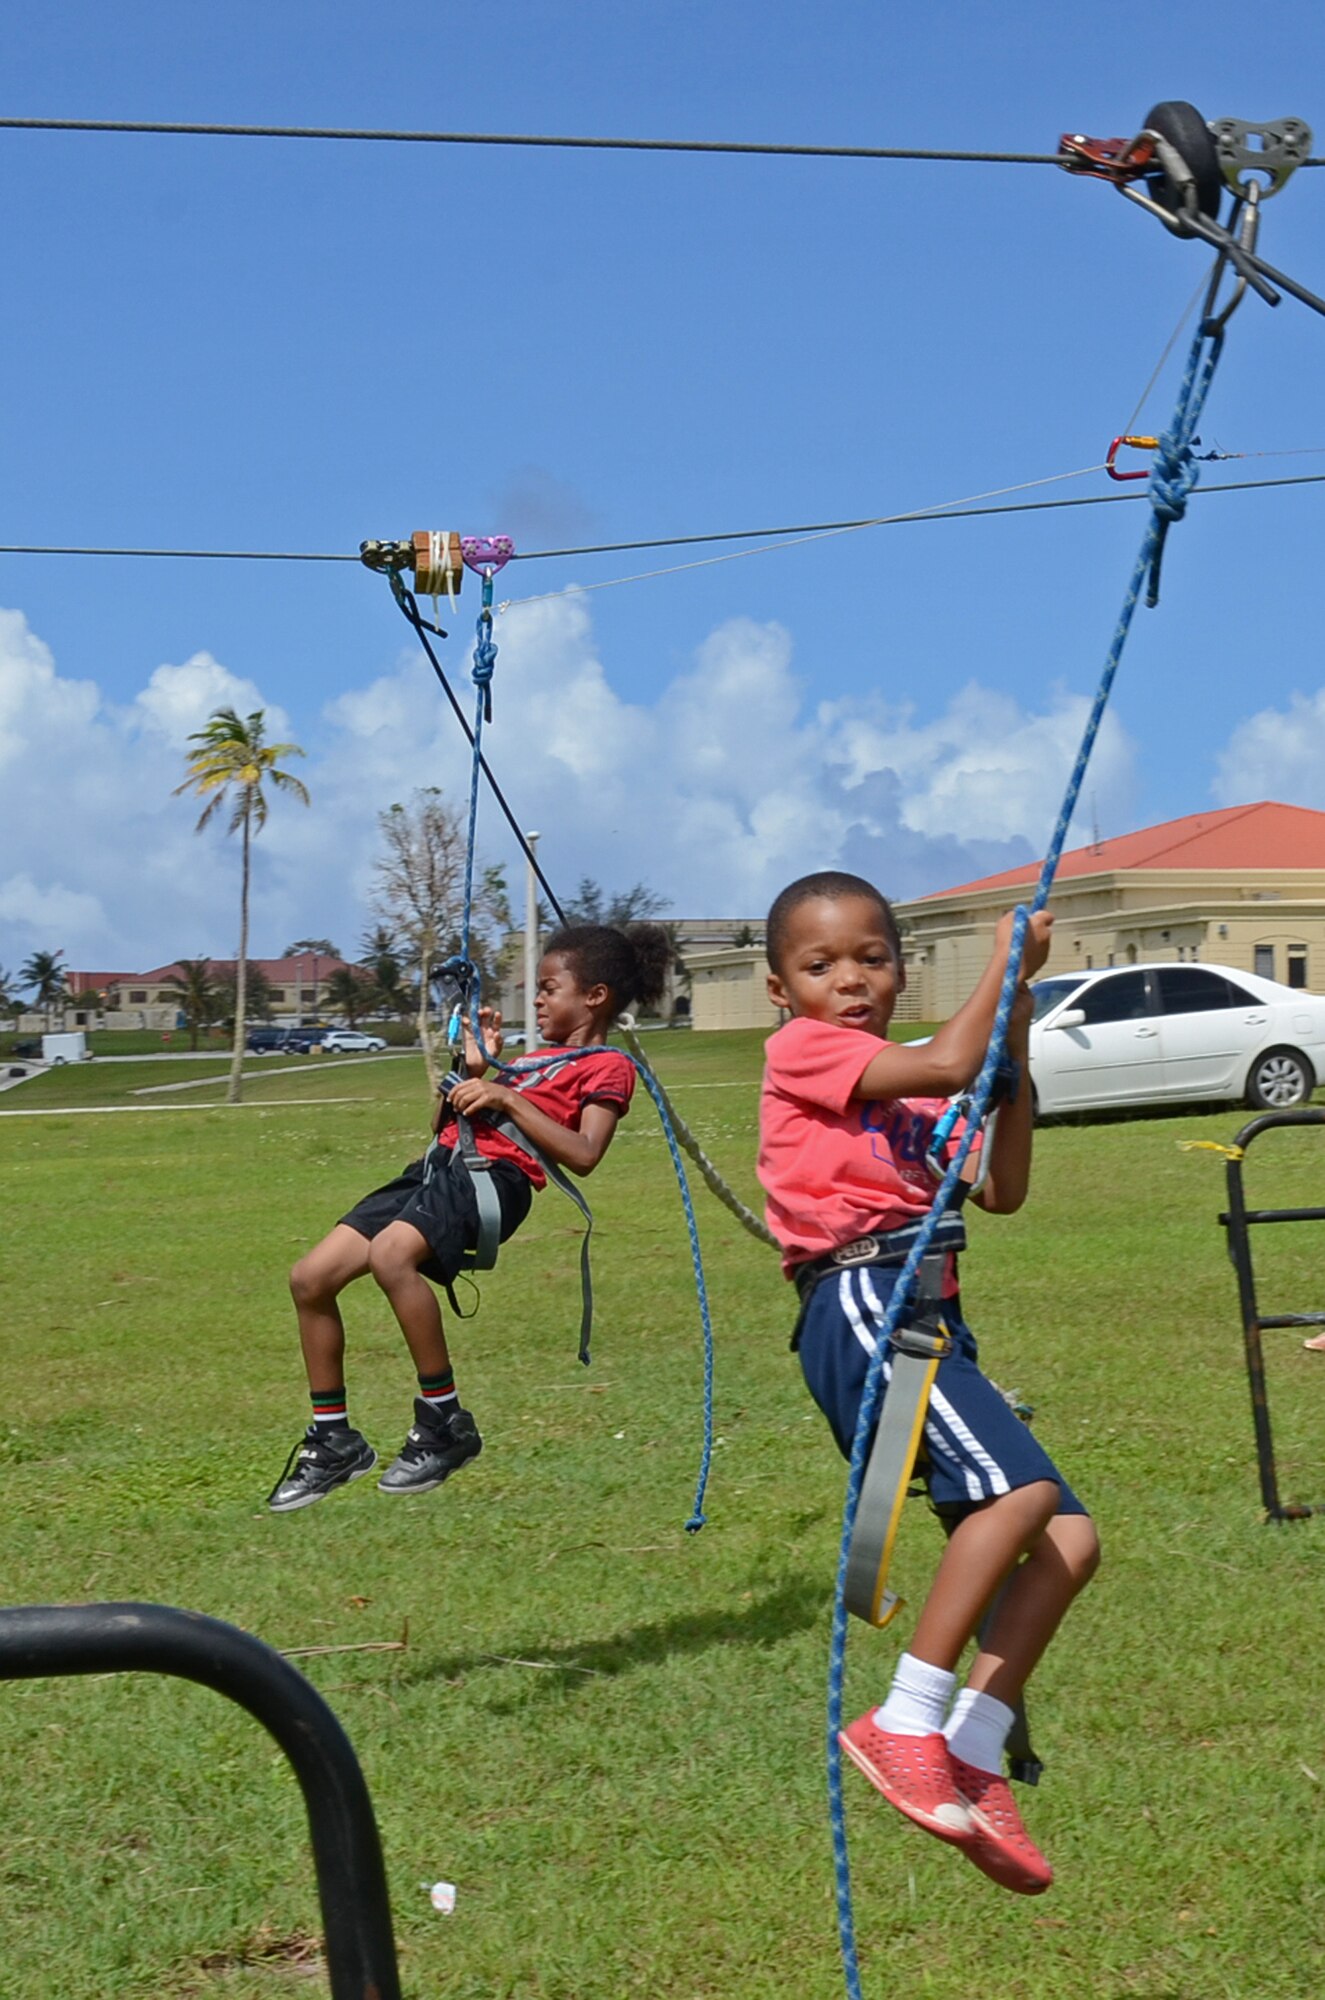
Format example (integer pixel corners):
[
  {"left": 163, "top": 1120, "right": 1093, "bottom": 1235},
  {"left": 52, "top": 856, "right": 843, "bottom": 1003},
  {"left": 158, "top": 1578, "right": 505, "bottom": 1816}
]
[
  {"left": 55, "top": 954, "right": 352, "bottom": 1031},
  {"left": 894, "top": 802, "right": 1325, "bottom": 1020}
]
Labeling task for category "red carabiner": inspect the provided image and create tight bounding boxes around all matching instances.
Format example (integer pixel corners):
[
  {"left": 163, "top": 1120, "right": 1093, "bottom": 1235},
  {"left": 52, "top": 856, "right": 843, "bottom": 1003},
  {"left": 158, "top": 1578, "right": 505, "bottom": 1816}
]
[{"left": 1105, "top": 434, "right": 1158, "bottom": 482}]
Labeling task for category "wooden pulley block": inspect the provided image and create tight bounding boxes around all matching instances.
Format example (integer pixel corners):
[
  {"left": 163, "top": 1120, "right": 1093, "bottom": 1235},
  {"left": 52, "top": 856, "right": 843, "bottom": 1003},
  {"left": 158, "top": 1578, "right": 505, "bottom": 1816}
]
[{"left": 412, "top": 530, "right": 464, "bottom": 598}]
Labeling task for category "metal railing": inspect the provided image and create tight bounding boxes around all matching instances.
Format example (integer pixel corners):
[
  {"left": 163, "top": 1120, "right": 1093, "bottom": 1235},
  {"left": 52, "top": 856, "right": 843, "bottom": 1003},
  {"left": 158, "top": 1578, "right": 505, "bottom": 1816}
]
[
  {"left": 0, "top": 1601, "right": 401, "bottom": 2000},
  {"left": 1219, "top": 1108, "right": 1325, "bottom": 1519}
]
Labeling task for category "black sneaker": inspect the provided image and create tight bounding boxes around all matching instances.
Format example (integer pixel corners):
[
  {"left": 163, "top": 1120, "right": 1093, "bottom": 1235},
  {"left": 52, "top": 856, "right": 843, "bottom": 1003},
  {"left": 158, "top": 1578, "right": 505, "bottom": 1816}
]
[
  {"left": 378, "top": 1398, "right": 482, "bottom": 1495},
  {"left": 266, "top": 1426, "right": 378, "bottom": 1513}
]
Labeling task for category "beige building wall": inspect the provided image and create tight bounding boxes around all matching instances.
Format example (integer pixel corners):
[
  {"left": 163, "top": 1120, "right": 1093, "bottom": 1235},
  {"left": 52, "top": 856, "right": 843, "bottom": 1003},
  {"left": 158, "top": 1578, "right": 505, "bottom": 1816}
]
[
  {"left": 897, "top": 868, "right": 1325, "bottom": 1019},
  {"left": 689, "top": 949, "right": 785, "bottom": 1032}
]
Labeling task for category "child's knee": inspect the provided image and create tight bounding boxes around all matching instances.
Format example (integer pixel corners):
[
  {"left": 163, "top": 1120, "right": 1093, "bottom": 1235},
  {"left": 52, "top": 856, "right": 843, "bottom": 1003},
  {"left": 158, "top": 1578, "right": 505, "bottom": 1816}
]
[
  {"left": 289, "top": 1253, "right": 321, "bottom": 1306},
  {"left": 1060, "top": 1513, "right": 1102, "bottom": 1591},
  {"left": 368, "top": 1231, "right": 411, "bottom": 1290}
]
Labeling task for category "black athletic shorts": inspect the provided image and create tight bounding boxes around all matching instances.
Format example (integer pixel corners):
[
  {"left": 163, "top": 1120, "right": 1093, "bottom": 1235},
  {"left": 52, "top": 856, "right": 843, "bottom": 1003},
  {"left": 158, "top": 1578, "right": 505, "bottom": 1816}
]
[{"left": 339, "top": 1149, "right": 534, "bottom": 1286}]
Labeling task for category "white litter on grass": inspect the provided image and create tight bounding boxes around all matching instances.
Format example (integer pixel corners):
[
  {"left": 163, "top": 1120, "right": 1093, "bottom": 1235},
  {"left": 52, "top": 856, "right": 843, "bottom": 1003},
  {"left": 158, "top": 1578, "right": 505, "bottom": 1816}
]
[{"left": 426, "top": 1881, "right": 457, "bottom": 1914}]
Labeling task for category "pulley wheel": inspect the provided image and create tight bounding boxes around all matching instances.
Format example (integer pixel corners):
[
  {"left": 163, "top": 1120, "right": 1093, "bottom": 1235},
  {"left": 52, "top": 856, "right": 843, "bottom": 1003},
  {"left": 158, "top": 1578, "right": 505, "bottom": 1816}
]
[{"left": 1142, "top": 101, "right": 1223, "bottom": 220}]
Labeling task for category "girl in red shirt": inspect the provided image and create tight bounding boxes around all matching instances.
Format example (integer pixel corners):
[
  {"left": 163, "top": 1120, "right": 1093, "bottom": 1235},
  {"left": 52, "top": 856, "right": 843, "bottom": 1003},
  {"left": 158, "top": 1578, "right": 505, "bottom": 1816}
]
[{"left": 268, "top": 922, "right": 670, "bottom": 1514}]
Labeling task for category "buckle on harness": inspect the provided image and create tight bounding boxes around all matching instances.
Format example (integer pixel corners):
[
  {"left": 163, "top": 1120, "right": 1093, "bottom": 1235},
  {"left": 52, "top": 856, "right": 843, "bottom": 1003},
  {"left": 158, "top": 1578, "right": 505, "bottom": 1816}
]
[{"left": 889, "top": 1314, "right": 953, "bottom": 1364}]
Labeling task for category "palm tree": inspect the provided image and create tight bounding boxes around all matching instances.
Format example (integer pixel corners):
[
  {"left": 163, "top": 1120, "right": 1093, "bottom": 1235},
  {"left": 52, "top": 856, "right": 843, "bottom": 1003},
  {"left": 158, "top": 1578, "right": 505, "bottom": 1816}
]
[
  {"left": 174, "top": 707, "right": 309, "bottom": 1103},
  {"left": 0, "top": 965, "right": 24, "bottom": 1031},
  {"left": 161, "top": 958, "right": 222, "bottom": 1051},
  {"left": 324, "top": 965, "right": 374, "bottom": 1027},
  {"left": 358, "top": 924, "right": 410, "bottom": 1018},
  {"left": 21, "top": 948, "right": 67, "bottom": 1027}
]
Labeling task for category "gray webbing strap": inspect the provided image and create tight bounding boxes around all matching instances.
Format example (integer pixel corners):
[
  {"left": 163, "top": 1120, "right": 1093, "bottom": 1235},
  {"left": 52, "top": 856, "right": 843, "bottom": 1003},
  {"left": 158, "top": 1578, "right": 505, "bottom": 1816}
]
[
  {"left": 843, "top": 1254, "right": 951, "bottom": 1628},
  {"left": 452, "top": 1112, "right": 503, "bottom": 1271},
  {"left": 488, "top": 1115, "right": 597, "bottom": 1367}
]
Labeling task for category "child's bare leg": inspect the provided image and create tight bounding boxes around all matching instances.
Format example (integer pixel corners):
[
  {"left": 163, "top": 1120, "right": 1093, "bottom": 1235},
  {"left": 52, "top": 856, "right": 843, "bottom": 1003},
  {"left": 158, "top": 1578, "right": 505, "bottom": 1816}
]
[
  {"left": 289, "top": 1225, "right": 372, "bottom": 1393},
  {"left": 908, "top": 1479, "right": 1061, "bottom": 1671},
  {"left": 963, "top": 1512, "right": 1100, "bottom": 1708},
  {"left": 367, "top": 1219, "right": 452, "bottom": 1376}
]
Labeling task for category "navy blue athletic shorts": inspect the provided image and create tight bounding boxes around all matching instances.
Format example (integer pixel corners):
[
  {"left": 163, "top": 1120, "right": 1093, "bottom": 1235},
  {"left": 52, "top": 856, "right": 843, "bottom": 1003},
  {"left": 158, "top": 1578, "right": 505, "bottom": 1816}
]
[
  {"left": 796, "top": 1263, "right": 1085, "bottom": 1520},
  {"left": 340, "top": 1150, "right": 532, "bottom": 1287}
]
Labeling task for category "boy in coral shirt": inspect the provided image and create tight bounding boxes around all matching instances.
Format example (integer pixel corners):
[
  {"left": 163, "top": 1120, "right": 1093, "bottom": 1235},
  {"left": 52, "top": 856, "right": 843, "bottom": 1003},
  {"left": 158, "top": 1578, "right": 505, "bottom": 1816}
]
[{"left": 758, "top": 870, "right": 1098, "bottom": 1895}]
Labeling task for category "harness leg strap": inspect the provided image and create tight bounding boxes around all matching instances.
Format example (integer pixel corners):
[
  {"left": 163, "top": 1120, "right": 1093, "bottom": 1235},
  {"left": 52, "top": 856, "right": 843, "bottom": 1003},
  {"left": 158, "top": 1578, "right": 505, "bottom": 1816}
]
[
  {"left": 454, "top": 1112, "right": 503, "bottom": 1271},
  {"left": 843, "top": 1254, "right": 952, "bottom": 1628}
]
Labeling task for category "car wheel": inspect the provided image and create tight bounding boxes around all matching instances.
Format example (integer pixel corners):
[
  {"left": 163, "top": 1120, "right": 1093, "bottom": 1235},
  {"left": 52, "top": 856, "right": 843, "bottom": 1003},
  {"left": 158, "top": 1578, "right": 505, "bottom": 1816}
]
[{"left": 1245, "top": 1047, "right": 1315, "bottom": 1111}]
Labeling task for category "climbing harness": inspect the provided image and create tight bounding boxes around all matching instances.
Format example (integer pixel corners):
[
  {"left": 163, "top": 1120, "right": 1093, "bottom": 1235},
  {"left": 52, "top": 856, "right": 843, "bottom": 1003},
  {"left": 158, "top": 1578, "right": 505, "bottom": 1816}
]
[{"left": 360, "top": 533, "right": 718, "bottom": 1531}]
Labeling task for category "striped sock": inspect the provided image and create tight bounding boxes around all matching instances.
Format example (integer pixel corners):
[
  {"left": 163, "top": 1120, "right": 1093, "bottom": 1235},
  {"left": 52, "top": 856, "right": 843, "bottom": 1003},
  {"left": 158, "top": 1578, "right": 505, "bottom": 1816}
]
[
  {"left": 310, "top": 1386, "right": 351, "bottom": 1432},
  {"left": 418, "top": 1368, "right": 458, "bottom": 1414}
]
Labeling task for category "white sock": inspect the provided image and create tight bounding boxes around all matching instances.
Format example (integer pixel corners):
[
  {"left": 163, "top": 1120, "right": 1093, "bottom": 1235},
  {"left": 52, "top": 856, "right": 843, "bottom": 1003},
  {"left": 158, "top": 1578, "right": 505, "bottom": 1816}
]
[
  {"left": 872, "top": 1653, "right": 957, "bottom": 1737},
  {"left": 943, "top": 1687, "right": 1016, "bottom": 1774}
]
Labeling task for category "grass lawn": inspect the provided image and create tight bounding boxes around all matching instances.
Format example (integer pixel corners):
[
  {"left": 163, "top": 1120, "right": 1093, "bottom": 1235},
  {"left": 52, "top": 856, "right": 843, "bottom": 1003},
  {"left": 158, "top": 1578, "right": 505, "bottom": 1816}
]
[{"left": 3, "top": 1033, "right": 1325, "bottom": 1998}]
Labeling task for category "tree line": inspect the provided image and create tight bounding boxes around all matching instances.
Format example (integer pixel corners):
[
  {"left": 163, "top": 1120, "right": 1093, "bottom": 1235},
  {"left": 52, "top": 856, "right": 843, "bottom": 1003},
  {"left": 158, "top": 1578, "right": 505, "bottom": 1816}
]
[{"left": 2, "top": 704, "right": 684, "bottom": 1103}]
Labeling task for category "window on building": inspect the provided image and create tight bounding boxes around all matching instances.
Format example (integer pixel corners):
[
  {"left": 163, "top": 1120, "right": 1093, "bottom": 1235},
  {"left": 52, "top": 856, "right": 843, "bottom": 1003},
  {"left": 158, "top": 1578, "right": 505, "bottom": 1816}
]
[
  {"left": 300, "top": 988, "right": 315, "bottom": 1003},
  {"left": 1254, "top": 945, "right": 1275, "bottom": 981},
  {"left": 1076, "top": 970, "right": 1152, "bottom": 1025},
  {"left": 129, "top": 989, "right": 148, "bottom": 1004},
  {"left": 268, "top": 989, "right": 285, "bottom": 1003},
  {"left": 1288, "top": 946, "right": 1308, "bottom": 990}
]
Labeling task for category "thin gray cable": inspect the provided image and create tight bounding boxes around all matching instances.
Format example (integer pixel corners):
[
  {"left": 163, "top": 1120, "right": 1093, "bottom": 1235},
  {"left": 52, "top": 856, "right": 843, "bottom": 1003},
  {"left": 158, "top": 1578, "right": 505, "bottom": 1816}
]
[
  {"left": 0, "top": 116, "right": 1074, "bottom": 162},
  {"left": 2, "top": 469, "right": 1324, "bottom": 570}
]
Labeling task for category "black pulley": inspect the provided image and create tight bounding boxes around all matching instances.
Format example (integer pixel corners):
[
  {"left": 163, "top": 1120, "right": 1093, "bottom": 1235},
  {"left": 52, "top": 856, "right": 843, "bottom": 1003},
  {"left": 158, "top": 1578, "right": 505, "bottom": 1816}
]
[{"left": 1142, "top": 101, "right": 1223, "bottom": 220}]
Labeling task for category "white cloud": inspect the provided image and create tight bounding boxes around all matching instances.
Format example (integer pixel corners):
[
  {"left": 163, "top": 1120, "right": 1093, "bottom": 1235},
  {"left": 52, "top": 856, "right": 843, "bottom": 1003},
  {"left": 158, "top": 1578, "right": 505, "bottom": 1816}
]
[
  {"left": 1213, "top": 689, "right": 1325, "bottom": 808},
  {"left": 133, "top": 654, "right": 284, "bottom": 749},
  {"left": 0, "top": 594, "right": 1143, "bottom": 972}
]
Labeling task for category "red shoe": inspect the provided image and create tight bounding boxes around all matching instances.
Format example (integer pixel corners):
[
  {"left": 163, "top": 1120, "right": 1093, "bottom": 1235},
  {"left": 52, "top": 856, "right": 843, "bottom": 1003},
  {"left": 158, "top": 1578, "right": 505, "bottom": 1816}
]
[
  {"left": 949, "top": 1755, "right": 1054, "bottom": 1895},
  {"left": 838, "top": 1715, "right": 976, "bottom": 1847}
]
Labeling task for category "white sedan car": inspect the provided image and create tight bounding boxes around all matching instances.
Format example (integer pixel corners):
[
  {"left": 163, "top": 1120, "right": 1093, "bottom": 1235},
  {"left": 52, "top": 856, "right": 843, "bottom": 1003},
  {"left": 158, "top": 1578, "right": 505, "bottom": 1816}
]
[
  {"left": 1028, "top": 962, "right": 1325, "bottom": 1116},
  {"left": 318, "top": 1030, "right": 388, "bottom": 1054}
]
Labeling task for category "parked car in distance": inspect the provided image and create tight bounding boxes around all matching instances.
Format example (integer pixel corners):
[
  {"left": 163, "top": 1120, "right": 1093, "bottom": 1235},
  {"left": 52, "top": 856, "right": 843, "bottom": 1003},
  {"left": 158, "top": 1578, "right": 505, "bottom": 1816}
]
[
  {"left": 1028, "top": 962, "right": 1325, "bottom": 1116},
  {"left": 318, "top": 1030, "right": 387, "bottom": 1053},
  {"left": 245, "top": 1026, "right": 325, "bottom": 1055}
]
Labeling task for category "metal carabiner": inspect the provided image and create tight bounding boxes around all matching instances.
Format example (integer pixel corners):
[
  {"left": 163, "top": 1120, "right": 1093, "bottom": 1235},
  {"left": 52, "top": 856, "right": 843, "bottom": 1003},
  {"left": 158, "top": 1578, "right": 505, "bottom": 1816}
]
[
  {"left": 1200, "top": 180, "right": 1261, "bottom": 334},
  {"left": 1105, "top": 435, "right": 1158, "bottom": 482}
]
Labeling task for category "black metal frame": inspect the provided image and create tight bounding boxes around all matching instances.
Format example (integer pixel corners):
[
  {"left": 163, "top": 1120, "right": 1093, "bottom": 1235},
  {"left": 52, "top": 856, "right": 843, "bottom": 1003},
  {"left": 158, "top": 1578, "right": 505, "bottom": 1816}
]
[
  {"left": 0, "top": 1602, "right": 401, "bottom": 2000},
  {"left": 1219, "top": 1108, "right": 1325, "bottom": 1520}
]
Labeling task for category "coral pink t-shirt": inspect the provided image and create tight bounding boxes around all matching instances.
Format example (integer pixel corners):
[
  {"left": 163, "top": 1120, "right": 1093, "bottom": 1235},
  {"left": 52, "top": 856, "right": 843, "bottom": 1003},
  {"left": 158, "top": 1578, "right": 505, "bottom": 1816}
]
[{"left": 758, "top": 1015, "right": 968, "bottom": 1277}]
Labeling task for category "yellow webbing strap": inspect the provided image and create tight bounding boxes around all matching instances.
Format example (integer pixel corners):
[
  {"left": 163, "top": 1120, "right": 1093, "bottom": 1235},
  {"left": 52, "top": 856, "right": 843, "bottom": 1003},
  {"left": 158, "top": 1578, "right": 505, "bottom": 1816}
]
[{"left": 844, "top": 1316, "right": 951, "bottom": 1627}]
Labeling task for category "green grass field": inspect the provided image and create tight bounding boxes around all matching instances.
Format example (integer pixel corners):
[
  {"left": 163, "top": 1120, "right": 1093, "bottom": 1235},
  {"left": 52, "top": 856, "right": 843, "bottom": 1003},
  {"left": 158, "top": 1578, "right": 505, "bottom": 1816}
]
[{"left": 3, "top": 1034, "right": 1325, "bottom": 1999}]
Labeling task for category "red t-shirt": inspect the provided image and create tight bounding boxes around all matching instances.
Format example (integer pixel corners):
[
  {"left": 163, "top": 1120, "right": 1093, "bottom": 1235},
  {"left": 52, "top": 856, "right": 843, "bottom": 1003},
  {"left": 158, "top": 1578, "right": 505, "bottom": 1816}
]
[
  {"left": 437, "top": 1045, "right": 635, "bottom": 1190},
  {"left": 758, "top": 1015, "right": 970, "bottom": 1277}
]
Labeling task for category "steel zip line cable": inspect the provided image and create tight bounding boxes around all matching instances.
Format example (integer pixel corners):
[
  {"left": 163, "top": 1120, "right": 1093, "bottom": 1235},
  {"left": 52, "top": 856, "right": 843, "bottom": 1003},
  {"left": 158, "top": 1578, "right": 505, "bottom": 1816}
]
[
  {"left": 3, "top": 470, "right": 1325, "bottom": 569},
  {"left": 3, "top": 114, "right": 1322, "bottom": 166}
]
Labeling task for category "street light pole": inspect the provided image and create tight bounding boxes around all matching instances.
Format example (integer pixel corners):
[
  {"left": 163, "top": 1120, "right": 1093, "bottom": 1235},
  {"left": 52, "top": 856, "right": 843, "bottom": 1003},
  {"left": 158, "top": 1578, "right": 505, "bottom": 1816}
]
[{"left": 524, "top": 833, "right": 540, "bottom": 1044}]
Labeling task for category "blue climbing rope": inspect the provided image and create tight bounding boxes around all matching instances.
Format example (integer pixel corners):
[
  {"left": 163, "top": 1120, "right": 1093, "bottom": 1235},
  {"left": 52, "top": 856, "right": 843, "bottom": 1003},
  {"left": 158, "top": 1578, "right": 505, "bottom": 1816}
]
[
  {"left": 826, "top": 313, "right": 1225, "bottom": 1997},
  {"left": 447, "top": 566, "right": 498, "bottom": 1054}
]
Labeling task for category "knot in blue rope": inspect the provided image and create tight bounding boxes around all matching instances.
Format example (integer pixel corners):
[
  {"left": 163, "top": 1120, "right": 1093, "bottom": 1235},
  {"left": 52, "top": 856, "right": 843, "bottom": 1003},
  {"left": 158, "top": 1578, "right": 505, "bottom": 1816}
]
[
  {"left": 471, "top": 638, "right": 497, "bottom": 687},
  {"left": 1147, "top": 427, "right": 1199, "bottom": 525}
]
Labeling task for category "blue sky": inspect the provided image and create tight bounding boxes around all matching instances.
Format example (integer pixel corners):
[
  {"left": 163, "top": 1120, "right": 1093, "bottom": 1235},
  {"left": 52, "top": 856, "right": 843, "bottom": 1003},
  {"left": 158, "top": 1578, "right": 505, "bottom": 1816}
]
[{"left": 4, "top": 1, "right": 1325, "bottom": 969}]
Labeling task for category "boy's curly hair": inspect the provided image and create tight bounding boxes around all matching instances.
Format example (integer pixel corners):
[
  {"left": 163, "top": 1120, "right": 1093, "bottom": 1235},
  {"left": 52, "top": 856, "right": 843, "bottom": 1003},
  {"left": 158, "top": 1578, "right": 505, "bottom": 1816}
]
[
  {"left": 765, "top": 871, "right": 901, "bottom": 975},
  {"left": 544, "top": 922, "right": 673, "bottom": 1014}
]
